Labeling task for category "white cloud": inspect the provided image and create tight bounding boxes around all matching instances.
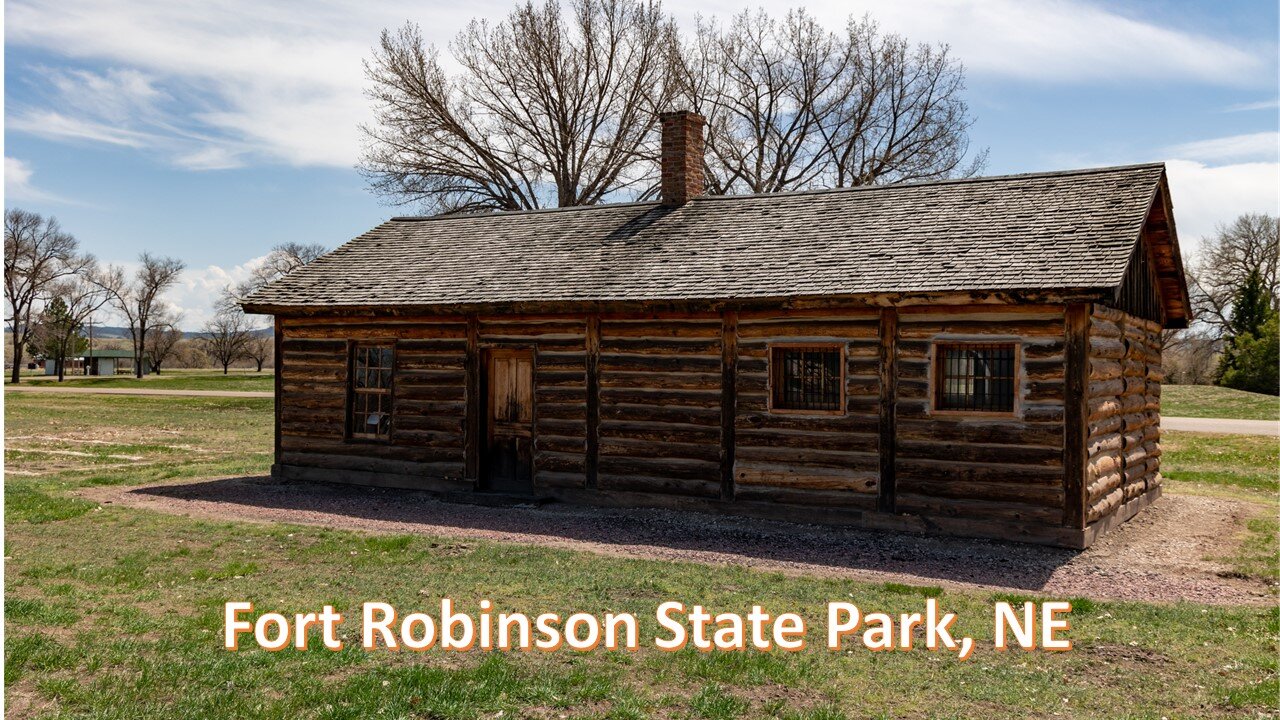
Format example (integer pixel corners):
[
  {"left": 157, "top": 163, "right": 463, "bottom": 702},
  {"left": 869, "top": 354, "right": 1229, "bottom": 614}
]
[
  {"left": 690, "top": 0, "right": 1269, "bottom": 85},
  {"left": 1223, "top": 98, "right": 1279, "bottom": 113},
  {"left": 96, "top": 254, "right": 273, "bottom": 329},
  {"left": 1163, "top": 159, "right": 1280, "bottom": 251},
  {"left": 4, "top": 0, "right": 1272, "bottom": 172},
  {"left": 7, "top": 109, "right": 156, "bottom": 148},
  {"left": 1165, "top": 132, "right": 1278, "bottom": 164},
  {"left": 4, "top": 156, "right": 75, "bottom": 204}
]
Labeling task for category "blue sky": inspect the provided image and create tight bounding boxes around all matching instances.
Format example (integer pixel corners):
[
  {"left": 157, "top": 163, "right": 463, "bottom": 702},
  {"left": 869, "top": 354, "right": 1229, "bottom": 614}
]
[{"left": 5, "top": 0, "right": 1278, "bottom": 328}]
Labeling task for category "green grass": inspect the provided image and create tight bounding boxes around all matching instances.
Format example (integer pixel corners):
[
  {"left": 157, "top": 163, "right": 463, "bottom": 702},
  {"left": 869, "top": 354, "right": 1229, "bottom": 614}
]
[
  {"left": 1162, "top": 384, "right": 1280, "bottom": 421},
  {"left": 1161, "top": 430, "right": 1280, "bottom": 496},
  {"left": 9, "top": 369, "right": 273, "bottom": 393},
  {"left": 5, "top": 391, "right": 1279, "bottom": 718}
]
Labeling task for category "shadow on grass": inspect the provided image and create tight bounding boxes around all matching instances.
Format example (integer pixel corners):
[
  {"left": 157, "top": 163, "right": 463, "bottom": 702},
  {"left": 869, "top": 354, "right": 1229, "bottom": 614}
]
[{"left": 131, "top": 476, "right": 1080, "bottom": 591}]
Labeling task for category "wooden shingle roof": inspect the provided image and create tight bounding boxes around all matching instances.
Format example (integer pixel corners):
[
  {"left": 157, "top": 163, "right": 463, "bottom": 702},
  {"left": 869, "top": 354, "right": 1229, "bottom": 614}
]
[{"left": 243, "top": 163, "right": 1188, "bottom": 326}]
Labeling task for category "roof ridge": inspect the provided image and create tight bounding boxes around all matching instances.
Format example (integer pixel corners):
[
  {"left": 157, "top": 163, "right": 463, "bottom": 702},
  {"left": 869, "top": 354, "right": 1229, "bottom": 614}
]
[
  {"left": 391, "top": 199, "right": 660, "bottom": 222},
  {"left": 387, "top": 162, "right": 1165, "bottom": 221},
  {"left": 691, "top": 162, "right": 1166, "bottom": 203}
]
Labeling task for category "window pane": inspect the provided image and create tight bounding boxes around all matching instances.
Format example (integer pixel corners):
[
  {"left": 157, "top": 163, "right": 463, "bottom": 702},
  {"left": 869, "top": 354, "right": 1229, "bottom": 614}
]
[
  {"left": 772, "top": 347, "right": 842, "bottom": 411},
  {"left": 936, "top": 344, "right": 1015, "bottom": 412},
  {"left": 351, "top": 344, "right": 394, "bottom": 438}
]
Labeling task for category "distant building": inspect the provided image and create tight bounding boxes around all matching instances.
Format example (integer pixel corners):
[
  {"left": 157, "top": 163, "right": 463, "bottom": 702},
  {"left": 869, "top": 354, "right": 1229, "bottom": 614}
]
[{"left": 48, "top": 349, "right": 151, "bottom": 376}]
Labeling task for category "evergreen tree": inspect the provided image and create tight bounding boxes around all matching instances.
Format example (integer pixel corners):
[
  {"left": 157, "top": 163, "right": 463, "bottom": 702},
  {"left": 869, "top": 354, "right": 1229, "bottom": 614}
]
[
  {"left": 32, "top": 297, "right": 88, "bottom": 381},
  {"left": 1218, "top": 314, "right": 1280, "bottom": 396}
]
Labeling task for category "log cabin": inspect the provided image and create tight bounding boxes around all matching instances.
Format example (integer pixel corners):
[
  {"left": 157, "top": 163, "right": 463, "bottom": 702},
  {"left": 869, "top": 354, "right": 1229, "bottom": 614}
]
[{"left": 242, "top": 110, "right": 1190, "bottom": 548}]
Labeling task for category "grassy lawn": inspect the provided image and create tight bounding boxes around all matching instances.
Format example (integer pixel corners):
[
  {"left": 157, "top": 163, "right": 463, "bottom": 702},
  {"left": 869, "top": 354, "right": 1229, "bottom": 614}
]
[
  {"left": 9, "top": 369, "right": 273, "bottom": 393},
  {"left": 5, "top": 393, "right": 1279, "bottom": 718},
  {"left": 1162, "top": 384, "right": 1280, "bottom": 421}
]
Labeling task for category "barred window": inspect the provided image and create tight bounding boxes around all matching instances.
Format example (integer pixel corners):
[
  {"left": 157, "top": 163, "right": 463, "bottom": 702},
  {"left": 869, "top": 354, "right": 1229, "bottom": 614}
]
[
  {"left": 770, "top": 345, "right": 844, "bottom": 413},
  {"left": 935, "top": 343, "right": 1016, "bottom": 412},
  {"left": 350, "top": 344, "right": 394, "bottom": 440}
]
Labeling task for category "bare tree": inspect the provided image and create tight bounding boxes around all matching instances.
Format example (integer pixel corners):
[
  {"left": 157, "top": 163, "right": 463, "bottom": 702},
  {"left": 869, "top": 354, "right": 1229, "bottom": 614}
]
[
  {"left": 362, "top": 0, "right": 680, "bottom": 213},
  {"left": 242, "top": 329, "right": 273, "bottom": 372},
  {"left": 4, "top": 208, "right": 93, "bottom": 383},
  {"left": 681, "top": 12, "right": 984, "bottom": 194},
  {"left": 1188, "top": 214, "right": 1279, "bottom": 336},
  {"left": 103, "top": 253, "right": 186, "bottom": 378},
  {"left": 30, "top": 271, "right": 115, "bottom": 382},
  {"left": 220, "top": 241, "right": 328, "bottom": 312},
  {"left": 145, "top": 311, "right": 185, "bottom": 374},
  {"left": 201, "top": 311, "right": 252, "bottom": 374}
]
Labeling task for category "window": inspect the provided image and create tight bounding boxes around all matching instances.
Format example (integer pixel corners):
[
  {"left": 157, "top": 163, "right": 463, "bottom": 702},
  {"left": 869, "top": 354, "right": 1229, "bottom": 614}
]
[
  {"left": 350, "top": 344, "right": 394, "bottom": 440},
  {"left": 770, "top": 345, "right": 844, "bottom": 413},
  {"left": 935, "top": 343, "right": 1016, "bottom": 413}
]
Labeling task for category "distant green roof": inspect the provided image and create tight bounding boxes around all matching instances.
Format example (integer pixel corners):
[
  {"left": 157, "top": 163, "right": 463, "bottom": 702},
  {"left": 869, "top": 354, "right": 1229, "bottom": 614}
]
[{"left": 78, "top": 349, "right": 135, "bottom": 359}]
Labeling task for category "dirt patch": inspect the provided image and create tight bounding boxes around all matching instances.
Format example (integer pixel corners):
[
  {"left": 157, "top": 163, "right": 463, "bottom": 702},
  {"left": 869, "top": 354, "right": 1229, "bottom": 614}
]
[{"left": 82, "top": 477, "right": 1274, "bottom": 607}]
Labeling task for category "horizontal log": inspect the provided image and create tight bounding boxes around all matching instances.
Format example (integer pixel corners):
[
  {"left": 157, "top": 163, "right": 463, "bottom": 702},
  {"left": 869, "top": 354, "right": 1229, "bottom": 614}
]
[
  {"left": 281, "top": 338, "right": 347, "bottom": 353},
  {"left": 602, "top": 420, "right": 721, "bottom": 445},
  {"left": 1087, "top": 432, "right": 1123, "bottom": 457},
  {"left": 1089, "top": 359, "right": 1123, "bottom": 381},
  {"left": 1025, "top": 358, "right": 1065, "bottom": 381},
  {"left": 280, "top": 450, "right": 462, "bottom": 476},
  {"left": 897, "top": 418, "right": 1062, "bottom": 446},
  {"left": 596, "top": 473, "right": 720, "bottom": 498},
  {"left": 601, "top": 370, "right": 720, "bottom": 391},
  {"left": 1023, "top": 340, "right": 1066, "bottom": 359},
  {"left": 736, "top": 321, "right": 877, "bottom": 339},
  {"left": 395, "top": 414, "right": 464, "bottom": 433},
  {"left": 895, "top": 458, "right": 1063, "bottom": 485},
  {"left": 1089, "top": 317, "right": 1123, "bottom": 339},
  {"left": 535, "top": 471, "right": 586, "bottom": 490},
  {"left": 538, "top": 436, "right": 585, "bottom": 455},
  {"left": 896, "top": 493, "right": 1062, "bottom": 525},
  {"left": 600, "top": 353, "right": 721, "bottom": 373},
  {"left": 736, "top": 412, "right": 879, "bottom": 434},
  {"left": 735, "top": 445, "right": 879, "bottom": 471},
  {"left": 599, "top": 437, "right": 720, "bottom": 462},
  {"left": 1088, "top": 454, "right": 1120, "bottom": 479},
  {"left": 900, "top": 478, "right": 1064, "bottom": 507},
  {"left": 1088, "top": 378, "right": 1124, "bottom": 398},
  {"left": 535, "top": 450, "right": 586, "bottom": 474},
  {"left": 734, "top": 462, "right": 878, "bottom": 492},
  {"left": 735, "top": 427, "right": 878, "bottom": 453},
  {"left": 536, "top": 402, "right": 587, "bottom": 420},
  {"left": 1023, "top": 404, "right": 1065, "bottom": 423},
  {"left": 601, "top": 320, "right": 721, "bottom": 339},
  {"left": 1087, "top": 471, "right": 1123, "bottom": 504},
  {"left": 597, "top": 455, "right": 719, "bottom": 481},
  {"left": 601, "top": 402, "right": 720, "bottom": 426},
  {"left": 600, "top": 337, "right": 721, "bottom": 355},
  {"left": 478, "top": 321, "right": 584, "bottom": 337},
  {"left": 396, "top": 369, "right": 466, "bottom": 386},
  {"left": 897, "top": 319, "right": 1063, "bottom": 338},
  {"left": 733, "top": 485, "right": 878, "bottom": 508},
  {"left": 601, "top": 387, "right": 720, "bottom": 408},
  {"left": 1027, "top": 380, "right": 1064, "bottom": 402},
  {"left": 1089, "top": 414, "right": 1123, "bottom": 436},
  {"left": 1087, "top": 487, "right": 1123, "bottom": 523},
  {"left": 897, "top": 439, "right": 1062, "bottom": 467},
  {"left": 288, "top": 325, "right": 466, "bottom": 340},
  {"left": 1089, "top": 336, "right": 1125, "bottom": 360}
]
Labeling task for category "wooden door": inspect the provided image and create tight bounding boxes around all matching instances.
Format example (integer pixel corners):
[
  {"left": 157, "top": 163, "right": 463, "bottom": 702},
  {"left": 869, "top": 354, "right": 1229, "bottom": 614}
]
[{"left": 482, "top": 348, "right": 534, "bottom": 494}]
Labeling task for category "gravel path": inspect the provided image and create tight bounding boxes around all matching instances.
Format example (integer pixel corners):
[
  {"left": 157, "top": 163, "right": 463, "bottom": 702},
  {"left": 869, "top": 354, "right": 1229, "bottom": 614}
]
[
  {"left": 1163, "top": 416, "right": 1280, "bottom": 436},
  {"left": 5, "top": 386, "right": 271, "bottom": 398},
  {"left": 84, "top": 477, "right": 1274, "bottom": 607}
]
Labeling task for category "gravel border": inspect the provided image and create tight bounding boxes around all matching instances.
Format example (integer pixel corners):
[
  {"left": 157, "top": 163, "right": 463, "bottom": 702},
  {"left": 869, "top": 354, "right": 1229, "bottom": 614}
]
[{"left": 83, "top": 476, "right": 1273, "bottom": 606}]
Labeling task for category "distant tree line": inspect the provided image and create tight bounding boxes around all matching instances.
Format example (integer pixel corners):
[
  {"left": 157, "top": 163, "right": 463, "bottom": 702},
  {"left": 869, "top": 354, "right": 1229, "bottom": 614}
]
[
  {"left": 1166, "top": 213, "right": 1278, "bottom": 395},
  {"left": 4, "top": 209, "right": 326, "bottom": 381}
]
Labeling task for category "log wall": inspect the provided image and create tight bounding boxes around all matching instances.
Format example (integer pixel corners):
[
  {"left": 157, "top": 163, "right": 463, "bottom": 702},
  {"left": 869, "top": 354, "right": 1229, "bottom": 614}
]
[
  {"left": 271, "top": 303, "right": 1165, "bottom": 547},
  {"left": 597, "top": 316, "right": 723, "bottom": 498},
  {"left": 893, "top": 308, "right": 1068, "bottom": 528},
  {"left": 1084, "top": 305, "right": 1163, "bottom": 525},
  {"left": 732, "top": 311, "right": 881, "bottom": 508},
  {"left": 277, "top": 315, "right": 469, "bottom": 486}
]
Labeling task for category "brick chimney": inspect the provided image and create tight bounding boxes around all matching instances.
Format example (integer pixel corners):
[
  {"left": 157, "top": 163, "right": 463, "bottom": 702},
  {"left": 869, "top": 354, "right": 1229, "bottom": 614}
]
[{"left": 659, "top": 110, "right": 705, "bottom": 207}]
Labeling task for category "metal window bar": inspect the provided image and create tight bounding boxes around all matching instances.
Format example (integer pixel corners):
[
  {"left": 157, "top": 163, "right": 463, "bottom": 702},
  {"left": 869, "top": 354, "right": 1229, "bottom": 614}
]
[
  {"left": 774, "top": 347, "right": 841, "bottom": 411},
  {"left": 937, "top": 343, "right": 1015, "bottom": 412},
  {"left": 351, "top": 344, "right": 394, "bottom": 439}
]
